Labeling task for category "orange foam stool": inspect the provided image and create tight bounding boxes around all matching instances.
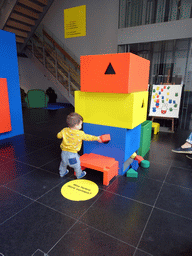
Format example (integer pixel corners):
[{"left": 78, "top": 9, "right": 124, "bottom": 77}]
[{"left": 80, "top": 153, "right": 118, "bottom": 186}]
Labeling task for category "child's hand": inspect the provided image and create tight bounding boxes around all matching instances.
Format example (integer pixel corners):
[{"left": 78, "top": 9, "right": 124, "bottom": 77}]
[{"left": 98, "top": 136, "right": 102, "bottom": 143}]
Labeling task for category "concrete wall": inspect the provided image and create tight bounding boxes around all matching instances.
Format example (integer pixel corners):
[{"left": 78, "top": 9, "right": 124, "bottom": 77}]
[
  {"left": 18, "top": 0, "right": 119, "bottom": 103},
  {"left": 40, "top": 0, "right": 119, "bottom": 62},
  {"left": 118, "top": 18, "right": 192, "bottom": 45},
  {"left": 18, "top": 56, "right": 70, "bottom": 103}
]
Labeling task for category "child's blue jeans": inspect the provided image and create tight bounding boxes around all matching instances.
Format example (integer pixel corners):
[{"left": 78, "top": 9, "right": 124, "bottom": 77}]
[{"left": 59, "top": 151, "right": 83, "bottom": 178}]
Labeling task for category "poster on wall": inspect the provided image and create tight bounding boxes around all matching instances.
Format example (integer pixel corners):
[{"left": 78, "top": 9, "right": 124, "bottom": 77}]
[
  {"left": 64, "top": 5, "right": 86, "bottom": 38},
  {"left": 149, "top": 84, "right": 183, "bottom": 118}
]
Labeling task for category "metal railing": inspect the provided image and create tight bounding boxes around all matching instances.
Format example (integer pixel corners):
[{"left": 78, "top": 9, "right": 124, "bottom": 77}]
[{"left": 26, "top": 29, "right": 80, "bottom": 98}]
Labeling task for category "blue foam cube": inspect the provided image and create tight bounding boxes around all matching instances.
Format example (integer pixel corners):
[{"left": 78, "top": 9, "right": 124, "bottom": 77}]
[
  {"left": 131, "top": 160, "right": 139, "bottom": 171},
  {"left": 83, "top": 123, "right": 141, "bottom": 175}
]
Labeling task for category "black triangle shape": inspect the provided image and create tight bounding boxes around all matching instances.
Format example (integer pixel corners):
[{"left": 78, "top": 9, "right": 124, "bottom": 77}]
[{"left": 105, "top": 63, "right": 116, "bottom": 74}]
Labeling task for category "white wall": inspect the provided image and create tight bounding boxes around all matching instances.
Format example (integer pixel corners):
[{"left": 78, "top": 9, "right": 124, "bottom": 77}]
[
  {"left": 18, "top": 0, "right": 119, "bottom": 103},
  {"left": 18, "top": 56, "right": 70, "bottom": 103},
  {"left": 41, "top": 0, "right": 119, "bottom": 62}
]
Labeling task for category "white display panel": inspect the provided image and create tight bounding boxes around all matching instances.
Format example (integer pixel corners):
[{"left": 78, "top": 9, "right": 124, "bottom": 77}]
[{"left": 149, "top": 84, "right": 183, "bottom": 118}]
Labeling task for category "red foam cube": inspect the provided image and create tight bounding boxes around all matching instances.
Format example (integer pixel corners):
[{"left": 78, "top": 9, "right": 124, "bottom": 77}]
[
  {"left": 100, "top": 134, "right": 111, "bottom": 143},
  {"left": 135, "top": 155, "right": 144, "bottom": 164}
]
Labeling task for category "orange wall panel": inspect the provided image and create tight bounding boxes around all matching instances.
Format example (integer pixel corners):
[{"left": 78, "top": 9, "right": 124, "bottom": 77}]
[
  {"left": 80, "top": 52, "right": 150, "bottom": 93},
  {"left": 0, "top": 78, "right": 12, "bottom": 133}
]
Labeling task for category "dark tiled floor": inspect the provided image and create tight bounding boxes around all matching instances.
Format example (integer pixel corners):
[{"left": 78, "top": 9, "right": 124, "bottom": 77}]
[{"left": 1, "top": 107, "right": 192, "bottom": 256}]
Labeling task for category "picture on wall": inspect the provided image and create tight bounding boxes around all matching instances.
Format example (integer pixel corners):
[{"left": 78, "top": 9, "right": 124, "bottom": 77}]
[{"left": 149, "top": 84, "right": 183, "bottom": 118}]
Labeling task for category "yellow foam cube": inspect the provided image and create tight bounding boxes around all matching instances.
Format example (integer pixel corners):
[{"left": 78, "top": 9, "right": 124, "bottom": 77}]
[
  {"left": 131, "top": 152, "right": 137, "bottom": 159},
  {"left": 75, "top": 91, "right": 148, "bottom": 129}
]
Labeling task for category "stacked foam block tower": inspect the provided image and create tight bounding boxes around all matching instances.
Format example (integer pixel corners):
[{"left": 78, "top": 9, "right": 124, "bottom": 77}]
[{"left": 75, "top": 53, "right": 150, "bottom": 175}]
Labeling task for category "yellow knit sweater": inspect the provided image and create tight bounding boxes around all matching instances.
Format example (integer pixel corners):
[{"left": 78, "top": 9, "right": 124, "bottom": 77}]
[{"left": 57, "top": 127, "right": 99, "bottom": 153}]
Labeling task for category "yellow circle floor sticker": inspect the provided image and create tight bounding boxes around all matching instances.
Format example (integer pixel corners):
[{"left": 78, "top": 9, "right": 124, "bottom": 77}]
[{"left": 61, "top": 179, "right": 99, "bottom": 201}]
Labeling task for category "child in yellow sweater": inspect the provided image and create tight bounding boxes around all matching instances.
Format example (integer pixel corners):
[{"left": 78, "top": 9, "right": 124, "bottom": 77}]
[{"left": 57, "top": 112, "right": 102, "bottom": 179}]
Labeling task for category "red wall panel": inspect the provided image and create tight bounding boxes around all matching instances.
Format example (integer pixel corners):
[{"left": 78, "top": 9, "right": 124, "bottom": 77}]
[{"left": 0, "top": 78, "right": 12, "bottom": 133}]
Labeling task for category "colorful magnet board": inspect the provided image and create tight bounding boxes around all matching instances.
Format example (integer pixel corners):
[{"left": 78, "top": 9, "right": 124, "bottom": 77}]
[
  {"left": 149, "top": 85, "right": 183, "bottom": 118},
  {"left": 61, "top": 179, "right": 99, "bottom": 201},
  {"left": 0, "top": 78, "right": 12, "bottom": 133},
  {"left": 80, "top": 52, "right": 150, "bottom": 93},
  {"left": 64, "top": 5, "right": 86, "bottom": 38}
]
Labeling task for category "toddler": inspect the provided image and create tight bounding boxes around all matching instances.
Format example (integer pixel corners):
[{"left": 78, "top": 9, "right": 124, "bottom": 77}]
[{"left": 57, "top": 112, "right": 102, "bottom": 179}]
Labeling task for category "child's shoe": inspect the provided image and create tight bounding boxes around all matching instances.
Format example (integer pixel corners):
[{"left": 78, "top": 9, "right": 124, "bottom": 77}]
[
  {"left": 76, "top": 171, "right": 86, "bottom": 179},
  {"left": 60, "top": 169, "right": 69, "bottom": 178}
]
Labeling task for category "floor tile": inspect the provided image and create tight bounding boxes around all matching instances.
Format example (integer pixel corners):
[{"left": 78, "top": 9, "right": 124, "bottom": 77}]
[
  {"left": 0, "top": 155, "right": 12, "bottom": 166},
  {"left": 37, "top": 179, "right": 104, "bottom": 219},
  {"left": 5, "top": 169, "right": 63, "bottom": 200},
  {"left": 0, "top": 202, "right": 76, "bottom": 256},
  {"left": 0, "top": 134, "right": 53, "bottom": 150},
  {"left": 80, "top": 191, "right": 152, "bottom": 247},
  {"left": 0, "top": 134, "right": 30, "bottom": 147},
  {"left": 40, "top": 157, "right": 64, "bottom": 175},
  {"left": 1, "top": 106, "right": 192, "bottom": 256},
  {"left": 48, "top": 221, "right": 136, "bottom": 256},
  {"left": 171, "top": 153, "right": 192, "bottom": 170},
  {"left": 82, "top": 168, "right": 117, "bottom": 188},
  {"left": 145, "top": 134, "right": 175, "bottom": 166},
  {"left": 151, "top": 132, "right": 176, "bottom": 145},
  {"left": 0, "top": 160, "right": 37, "bottom": 185},
  {"left": 0, "top": 140, "right": 39, "bottom": 158},
  {"left": 134, "top": 249, "right": 153, "bottom": 256},
  {"left": 31, "top": 249, "right": 47, "bottom": 256},
  {"left": 18, "top": 134, "right": 55, "bottom": 149},
  {"left": 155, "top": 182, "right": 192, "bottom": 219},
  {"left": 15, "top": 144, "right": 61, "bottom": 168},
  {"left": 145, "top": 146, "right": 173, "bottom": 166},
  {"left": 137, "top": 162, "right": 170, "bottom": 182},
  {"left": 165, "top": 165, "right": 192, "bottom": 189},
  {"left": 106, "top": 175, "right": 162, "bottom": 206},
  {"left": 0, "top": 186, "right": 33, "bottom": 224},
  {"left": 170, "top": 130, "right": 192, "bottom": 149},
  {"left": 138, "top": 208, "right": 192, "bottom": 256}
]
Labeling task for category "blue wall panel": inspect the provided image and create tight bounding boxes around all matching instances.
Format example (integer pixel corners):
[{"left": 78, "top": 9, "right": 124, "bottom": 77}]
[
  {"left": 83, "top": 123, "right": 141, "bottom": 175},
  {"left": 0, "top": 30, "right": 24, "bottom": 140}
]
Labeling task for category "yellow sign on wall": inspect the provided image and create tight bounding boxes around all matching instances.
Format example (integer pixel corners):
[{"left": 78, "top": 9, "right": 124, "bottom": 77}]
[{"left": 64, "top": 5, "right": 86, "bottom": 38}]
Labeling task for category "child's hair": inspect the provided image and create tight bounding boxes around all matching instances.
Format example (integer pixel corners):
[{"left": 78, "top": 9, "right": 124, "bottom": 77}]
[{"left": 66, "top": 112, "right": 83, "bottom": 128}]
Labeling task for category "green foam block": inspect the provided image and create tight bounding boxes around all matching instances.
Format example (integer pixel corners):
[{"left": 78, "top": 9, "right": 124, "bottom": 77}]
[
  {"left": 126, "top": 168, "right": 138, "bottom": 178},
  {"left": 141, "top": 160, "right": 150, "bottom": 168}
]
